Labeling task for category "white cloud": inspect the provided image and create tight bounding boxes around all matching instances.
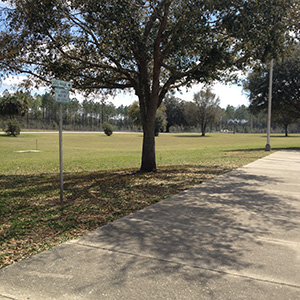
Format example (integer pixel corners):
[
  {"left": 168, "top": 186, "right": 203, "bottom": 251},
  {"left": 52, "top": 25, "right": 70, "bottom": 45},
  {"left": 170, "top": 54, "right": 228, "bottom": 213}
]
[
  {"left": 0, "top": 89, "right": 15, "bottom": 96},
  {"left": 107, "top": 91, "right": 138, "bottom": 107},
  {"left": 2, "top": 75, "right": 27, "bottom": 86},
  {"left": 174, "top": 82, "right": 248, "bottom": 108},
  {"left": 212, "top": 83, "right": 249, "bottom": 108},
  {"left": 97, "top": 83, "right": 249, "bottom": 109},
  {"left": 1, "top": 75, "right": 49, "bottom": 94}
]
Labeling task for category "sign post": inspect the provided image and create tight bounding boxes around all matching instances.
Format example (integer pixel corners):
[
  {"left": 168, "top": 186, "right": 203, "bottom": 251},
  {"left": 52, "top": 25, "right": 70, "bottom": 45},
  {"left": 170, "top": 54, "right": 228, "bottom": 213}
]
[
  {"left": 52, "top": 79, "right": 72, "bottom": 204},
  {"left": 59, "top": 103, "right": 64, "bottom": 204}
]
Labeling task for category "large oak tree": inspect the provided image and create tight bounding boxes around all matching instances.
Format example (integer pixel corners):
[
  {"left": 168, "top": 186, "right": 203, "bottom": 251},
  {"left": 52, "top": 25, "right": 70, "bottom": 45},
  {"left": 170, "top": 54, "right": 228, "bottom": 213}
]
[{"left": 0, "top": 0, "right": 298, "bottom": 171}]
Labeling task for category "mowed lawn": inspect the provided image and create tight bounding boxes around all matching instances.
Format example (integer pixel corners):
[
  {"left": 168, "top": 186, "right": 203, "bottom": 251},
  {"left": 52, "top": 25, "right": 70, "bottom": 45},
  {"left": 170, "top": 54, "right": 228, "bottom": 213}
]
[
  {"left": 2, "top": 131, "right": 300, "bottom": 174},
  {"left": 1, "top": 131, "right": 299, "bottom": 268}
]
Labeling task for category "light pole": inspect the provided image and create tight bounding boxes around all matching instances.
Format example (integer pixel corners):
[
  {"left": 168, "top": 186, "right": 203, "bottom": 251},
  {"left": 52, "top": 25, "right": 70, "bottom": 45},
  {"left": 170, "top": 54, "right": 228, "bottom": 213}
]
[{"left": 265, "top": 58, "right": 273, "bottom": 151}]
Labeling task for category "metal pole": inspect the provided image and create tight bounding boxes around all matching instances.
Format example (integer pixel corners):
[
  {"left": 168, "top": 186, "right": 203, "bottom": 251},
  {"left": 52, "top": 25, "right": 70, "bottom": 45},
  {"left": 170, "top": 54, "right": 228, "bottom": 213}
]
[
  {"left": 265, "top": 58, "right": 273, "bottom": 151},
  {"left": 59, "top": 102, "right": 64, "bottom": 204}
]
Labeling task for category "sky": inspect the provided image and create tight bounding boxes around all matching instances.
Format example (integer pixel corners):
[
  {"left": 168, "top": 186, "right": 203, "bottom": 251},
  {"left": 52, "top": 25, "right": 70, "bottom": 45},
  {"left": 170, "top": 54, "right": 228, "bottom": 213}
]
[{"left": 0, "top": 75, "right": 249, "bottom": 109}]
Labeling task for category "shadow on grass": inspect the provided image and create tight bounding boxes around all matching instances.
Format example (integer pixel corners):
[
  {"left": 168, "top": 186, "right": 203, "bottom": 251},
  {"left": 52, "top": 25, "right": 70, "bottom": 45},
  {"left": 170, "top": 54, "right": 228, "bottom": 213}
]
[
  {"left": 173, "top": 134, "right": 211, "bottom": 138},
  {"left": 0, "top": 134, "right": 15, "bottom": 138},
  {"left": 266, "top": 134, "right": 300, "bottom": 138},
  {"left": 225, "top": 147, "right": 300, "bottom": 152},
  {"left": 0, "top": 165, "right": 230, "bottom": 268}
]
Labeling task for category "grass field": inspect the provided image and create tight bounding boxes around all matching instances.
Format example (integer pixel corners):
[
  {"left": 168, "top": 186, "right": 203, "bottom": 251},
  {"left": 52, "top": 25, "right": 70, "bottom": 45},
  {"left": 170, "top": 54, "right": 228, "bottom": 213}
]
[
  {"left": 2, "top": 131, "right": 300, "bottom": 174},
  {"left": 1, "top": 131, "right": 299, "bottom": 268}
]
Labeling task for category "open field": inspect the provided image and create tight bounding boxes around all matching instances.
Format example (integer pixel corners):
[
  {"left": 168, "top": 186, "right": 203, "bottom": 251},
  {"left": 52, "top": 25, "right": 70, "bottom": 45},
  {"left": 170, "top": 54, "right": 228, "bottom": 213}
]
[
  {"left": 2, "top": 131, "right": 300, "bottom": 174},
  {"left": 1, "top": 132, "right": 299, "bottom": 268}
]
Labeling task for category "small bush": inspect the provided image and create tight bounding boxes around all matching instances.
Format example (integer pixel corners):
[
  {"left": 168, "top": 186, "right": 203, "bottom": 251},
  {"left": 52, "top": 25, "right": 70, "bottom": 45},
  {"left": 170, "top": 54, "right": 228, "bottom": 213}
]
[
  {"left": 102, "top": 122, "right": 113, "bottom": 136},
  {"left": 5, "top": 119, "right": 21, "bottom": 136}
]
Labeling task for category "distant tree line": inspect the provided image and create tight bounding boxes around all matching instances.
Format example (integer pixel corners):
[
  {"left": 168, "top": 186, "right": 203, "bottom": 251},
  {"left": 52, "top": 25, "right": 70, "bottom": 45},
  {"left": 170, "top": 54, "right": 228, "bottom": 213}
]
[
  {"left": 0, "top": 90, "right": 132, "bottom": 132},
  {"left": 164, "top": 91, "right": 299, "bottom": 136},
  {"left": 1, "top": 88, "right": 299, "bottom": 135}
]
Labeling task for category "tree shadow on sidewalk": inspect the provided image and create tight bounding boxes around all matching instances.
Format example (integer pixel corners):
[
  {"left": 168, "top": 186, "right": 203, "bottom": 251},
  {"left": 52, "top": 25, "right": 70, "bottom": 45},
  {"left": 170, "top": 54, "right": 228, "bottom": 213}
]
[{"left": 75, "top": 169, "right": 300, "bottom": 291}]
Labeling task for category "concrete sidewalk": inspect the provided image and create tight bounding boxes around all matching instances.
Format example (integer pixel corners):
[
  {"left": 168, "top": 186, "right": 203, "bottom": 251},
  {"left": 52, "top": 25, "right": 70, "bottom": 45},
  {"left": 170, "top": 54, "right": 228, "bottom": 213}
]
[{"left": 1, "top": 150, "right": 300, "bottom": 300}]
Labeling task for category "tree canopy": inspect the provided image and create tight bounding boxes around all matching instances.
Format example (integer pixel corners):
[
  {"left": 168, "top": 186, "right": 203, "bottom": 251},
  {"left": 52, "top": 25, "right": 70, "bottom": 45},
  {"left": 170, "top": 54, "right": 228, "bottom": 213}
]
[
  {"left": 244, "top": 46, "right": 300, "bottom": 136},
  {"left": 164, "top": 95, "right": 187, "bottom": 132},
  {"left": 185, "top": 87, "right": 221, "bottom": 136},
  {"left": 0, "top": 91, "right": 30, "bottom": 136},
  {"left": 0, "top": 0, "right": 298, "bottom": 170},
  {"left": 0, "top": 91, "right": 29, "bottom": 118}
]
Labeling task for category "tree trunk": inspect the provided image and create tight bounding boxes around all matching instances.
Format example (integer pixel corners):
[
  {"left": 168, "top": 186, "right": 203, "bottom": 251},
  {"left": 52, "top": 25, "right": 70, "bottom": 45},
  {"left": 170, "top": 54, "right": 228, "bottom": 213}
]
[
  {"left": 285, "top": 124, "right": 288, "bottom": 137},
  {"left": 201, "top": 122, "right": 206, "bottom": 136},
  {"left": 166, "top": 123, "right": 170, "bottom": 133},
  {"left": 137, "top": 43, "right": 161, "bottom": 171},
  {"left": 140, "top": 108, "right": 157, "bottom": 172}
]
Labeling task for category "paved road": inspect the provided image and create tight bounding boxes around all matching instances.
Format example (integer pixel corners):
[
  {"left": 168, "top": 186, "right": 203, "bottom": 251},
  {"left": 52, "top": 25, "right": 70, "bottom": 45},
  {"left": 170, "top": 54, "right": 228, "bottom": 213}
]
[{"left": 1, "top": 150, "right": 300, "bottom": 299}]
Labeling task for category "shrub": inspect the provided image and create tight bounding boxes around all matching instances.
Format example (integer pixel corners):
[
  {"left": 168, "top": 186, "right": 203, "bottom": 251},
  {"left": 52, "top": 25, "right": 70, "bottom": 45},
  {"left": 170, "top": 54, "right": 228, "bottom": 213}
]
[
  {"left": 5, "top": 119, "right": 21, "bottom": 136},
  {"left": 102, "top": 122, "right": 113, "bottom": 136}
]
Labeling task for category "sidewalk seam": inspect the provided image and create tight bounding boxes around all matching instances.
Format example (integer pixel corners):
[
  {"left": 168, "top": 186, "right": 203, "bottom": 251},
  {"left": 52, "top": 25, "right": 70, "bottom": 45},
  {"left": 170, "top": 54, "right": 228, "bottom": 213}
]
[
  {"left": 76, "top": 241, "right": 300, "bottom": 290},
  {"left": 0, "top": 294, "right": 16, "bottom": 300}
]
